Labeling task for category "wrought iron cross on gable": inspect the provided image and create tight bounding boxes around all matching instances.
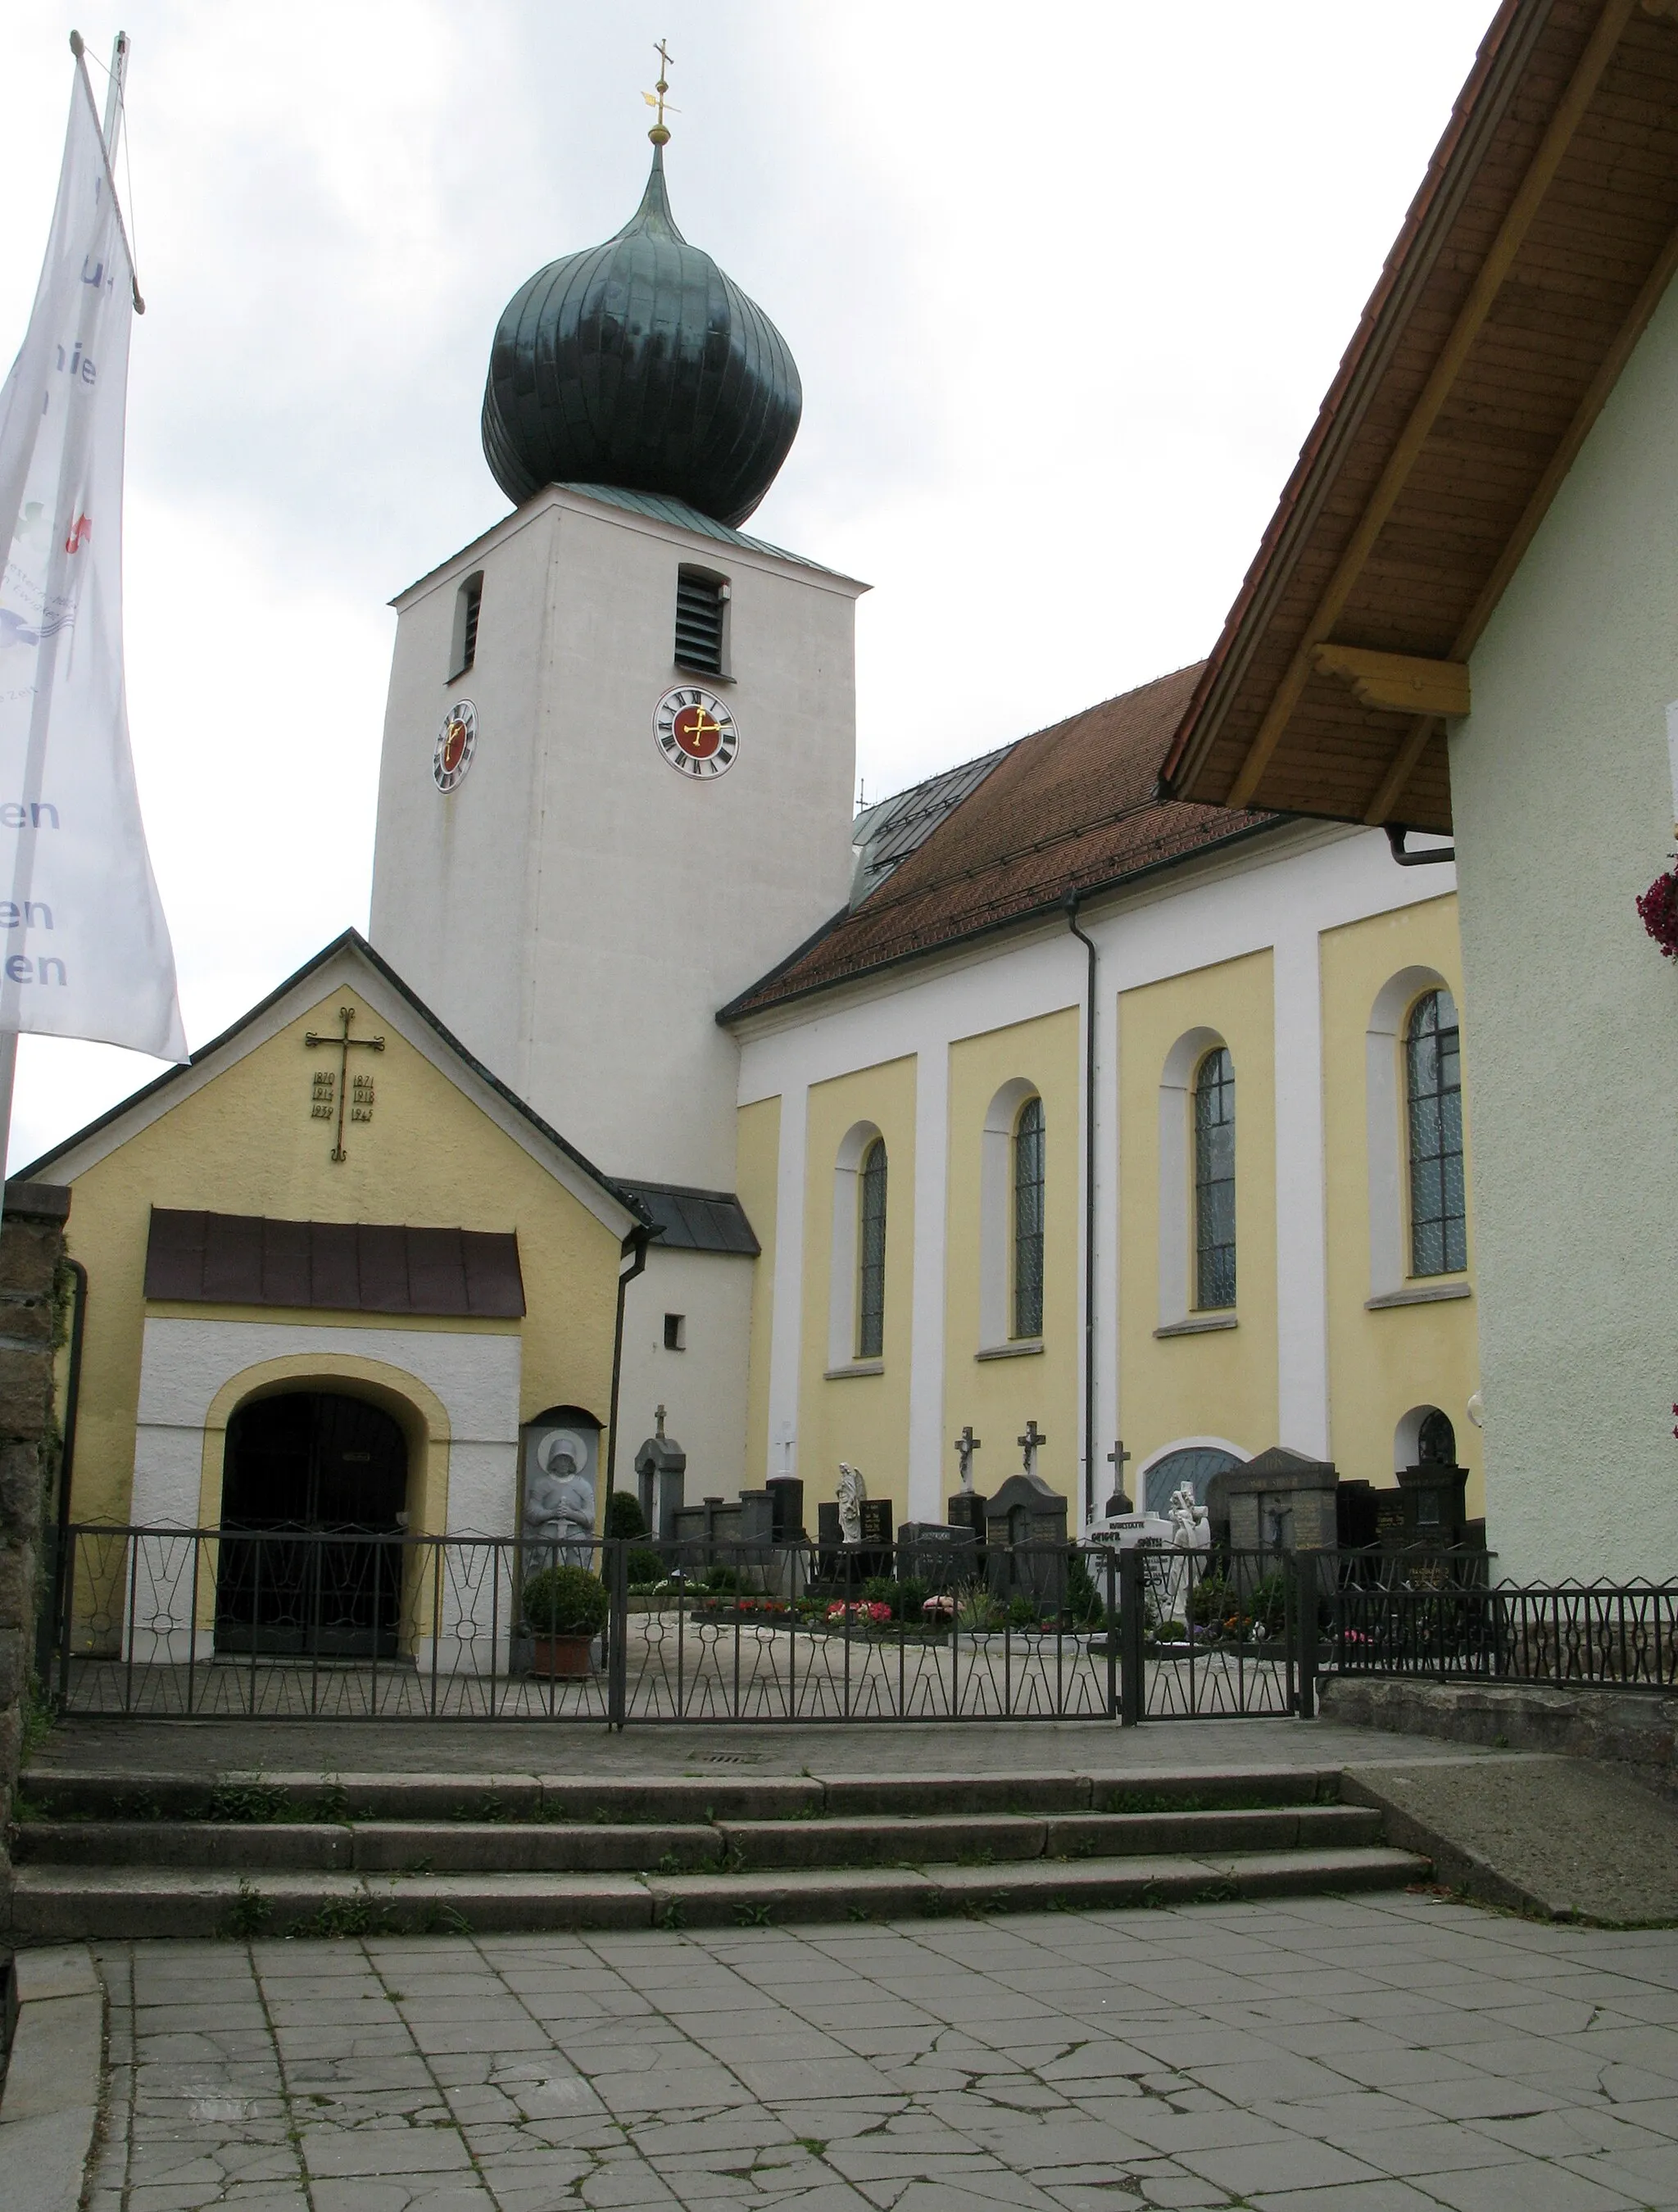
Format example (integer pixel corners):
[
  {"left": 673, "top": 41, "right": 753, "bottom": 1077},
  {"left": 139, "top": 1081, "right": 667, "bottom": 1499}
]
[{"left": 305, "top": 1004, "right": 385, "bottom": 1163}]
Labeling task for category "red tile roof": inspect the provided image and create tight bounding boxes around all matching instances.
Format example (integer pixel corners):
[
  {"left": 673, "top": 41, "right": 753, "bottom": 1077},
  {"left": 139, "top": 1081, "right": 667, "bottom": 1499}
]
[{"left": 723, "top": 664, "right": 1274, "bottom": 1019}]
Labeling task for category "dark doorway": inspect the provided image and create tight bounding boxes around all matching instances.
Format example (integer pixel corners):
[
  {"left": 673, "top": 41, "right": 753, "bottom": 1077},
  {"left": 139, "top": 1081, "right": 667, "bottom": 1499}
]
[{"left": 215, "top": 1391, "right": 408, "bottom": 1658}]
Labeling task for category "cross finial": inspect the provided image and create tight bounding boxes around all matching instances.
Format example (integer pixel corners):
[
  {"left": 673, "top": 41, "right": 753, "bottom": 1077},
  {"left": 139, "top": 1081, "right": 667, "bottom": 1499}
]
[
  {"left": 953, "top": 1426, "right": 981, "bottom": 1493},
  {"left": 1104, "top": 1439, "right": 1133, "bottom": 1517},
  {"left": 1107, "top": 1439, "right": 1131, "bottom": 1471},
  {"left": 644, "top": 39, "right": 678, "bottom": 144},
  {"left": 655, "top": 1403, "right": 666, "bottom": 1439}
]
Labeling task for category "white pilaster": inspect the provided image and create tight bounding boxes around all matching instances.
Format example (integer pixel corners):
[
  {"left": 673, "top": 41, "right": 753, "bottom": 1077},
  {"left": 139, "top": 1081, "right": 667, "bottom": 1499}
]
[
  {"left": 908, "top": 1043, "right": 948, "bottom": 1524},
  {"left": 764, "top": 1081, "right": 809, "bottom": 1482},
  {"left": 1272, "top": 922, "right": 1330, "bottom": 1456}
]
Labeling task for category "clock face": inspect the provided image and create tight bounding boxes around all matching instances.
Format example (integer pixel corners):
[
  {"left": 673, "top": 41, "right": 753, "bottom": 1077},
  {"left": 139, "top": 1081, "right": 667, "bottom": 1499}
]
[
  {"left": 654, "top": 686, "right": 738, "bottom": 779},
  {"left": 433, "top": 699, "right": 477, "bottom": 793}
]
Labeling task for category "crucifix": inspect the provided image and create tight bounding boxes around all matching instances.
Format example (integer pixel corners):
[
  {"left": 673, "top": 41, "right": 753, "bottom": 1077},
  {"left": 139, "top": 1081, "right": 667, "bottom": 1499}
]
[
  {"left": 1104, "top": 1439, "right": 1133, "bottom": 1518},
  {"left": 643, "top": 38, "right": 678, "bottom": 143},
  {"left": 304, "top": 1004, "right": 385, "bottom": 1163},
  {"left": 952, "top": 1425, "right": 981, "bottom": 1494},
  {"left": 1018, "top": 1420, "right": 1046, "bottom": 1480}
]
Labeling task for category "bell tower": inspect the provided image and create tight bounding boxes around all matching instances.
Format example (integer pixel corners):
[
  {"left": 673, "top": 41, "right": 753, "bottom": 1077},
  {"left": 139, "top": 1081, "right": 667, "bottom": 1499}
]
[{"left": 370, "top": 116, "right": 866, "bottom": 1192}]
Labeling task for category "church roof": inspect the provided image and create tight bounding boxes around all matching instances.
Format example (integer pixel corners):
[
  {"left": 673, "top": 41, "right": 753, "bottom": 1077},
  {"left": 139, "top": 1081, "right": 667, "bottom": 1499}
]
[
  {"left": 615, "top": 1181, "right": 760, "bottom": 1256},
  {"left": 16, "top": 929, "right": 655, "bottom": 1240},
  {"left": 145, "top": 1210, "right": 528, "bottom": 1319},
  {"left": 481, "top": 147, "right": 801, "bottom": 528},
  {"left": 720, "top": 664, "right": 1275, "bottom": 1021},
  {"left": 1162, "top": 0, "right": 1678, "bottom": 834}
]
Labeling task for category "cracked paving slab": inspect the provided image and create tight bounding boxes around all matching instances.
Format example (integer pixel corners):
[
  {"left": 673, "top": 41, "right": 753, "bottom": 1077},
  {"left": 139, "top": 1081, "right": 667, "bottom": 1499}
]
[{"left": 87, "top": 1895, "right": 1678, "bottom": 2210}]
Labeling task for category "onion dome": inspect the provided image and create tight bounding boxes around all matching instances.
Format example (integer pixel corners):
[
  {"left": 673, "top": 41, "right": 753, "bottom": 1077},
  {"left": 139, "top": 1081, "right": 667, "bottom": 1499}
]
[{"left": 480, "top": 147, "right": 801, "bottom": 528}]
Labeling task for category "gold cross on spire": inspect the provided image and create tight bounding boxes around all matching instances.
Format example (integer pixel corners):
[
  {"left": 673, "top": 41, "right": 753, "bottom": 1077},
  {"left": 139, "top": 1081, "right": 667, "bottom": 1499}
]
[{"left": 643, "top": 39, "right": 678, "bottom": 145}]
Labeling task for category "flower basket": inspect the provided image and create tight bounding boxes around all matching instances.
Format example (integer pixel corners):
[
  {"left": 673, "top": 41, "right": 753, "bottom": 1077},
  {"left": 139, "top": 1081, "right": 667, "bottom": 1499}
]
[
  {"left": 520, "top": 1564, "right": 608, "bottom": 1679},
  {"left": 1638, "top": 862, "right": 1678, "bottom": 958}
]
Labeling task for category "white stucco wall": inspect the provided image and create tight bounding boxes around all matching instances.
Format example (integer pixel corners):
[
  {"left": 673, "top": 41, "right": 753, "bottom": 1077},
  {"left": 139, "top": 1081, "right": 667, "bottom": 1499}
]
[
  {"left": 370, "top": 488, "right": 865, "bottom": 1191},
  {"left": 615, "top": 1247, "right": 755, "bottom": 1505},
  {"left": 1452, "top": 279, "right": 1678, "bottom": 1584},
  {"left": 131, "top": 1318, "right": 524, "bottom": 1536}
]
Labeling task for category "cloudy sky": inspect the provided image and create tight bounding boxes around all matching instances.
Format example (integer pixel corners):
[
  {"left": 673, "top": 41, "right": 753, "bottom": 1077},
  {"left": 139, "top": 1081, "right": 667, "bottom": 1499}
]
[{"left": 0, "top": 1, "right": 1489, "bottom": 1170}]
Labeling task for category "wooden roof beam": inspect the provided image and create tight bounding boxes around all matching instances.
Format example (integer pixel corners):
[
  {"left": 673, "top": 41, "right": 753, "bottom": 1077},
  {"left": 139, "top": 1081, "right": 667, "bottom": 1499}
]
[
  {"left": 1312, "top": 644, "right": 1470, "bottom": 717},
  {"left": 1227, "top": 0, "right": 1639, "bottom": 812}
]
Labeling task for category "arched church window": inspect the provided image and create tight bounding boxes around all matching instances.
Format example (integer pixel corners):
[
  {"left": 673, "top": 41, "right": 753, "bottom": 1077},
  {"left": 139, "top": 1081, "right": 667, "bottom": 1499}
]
[
  {"left": 1194, "top": 1048, "right": 1236, "bottom": 1310},
  {"left": 450, "top": 572, "right": 483, "bottom": 679},
  {"left": 1407, "top": 989, "right": 1465, "bottom": 1275},
  {"left": 675, "top": 568, "right": 728, "bottom": 677},
  {"left": 857, "top": 1137, "right": 888, "bottom": 1359},
  {"left": 1013, "top": 1095, "right": 1045, "bottom": 1339}
]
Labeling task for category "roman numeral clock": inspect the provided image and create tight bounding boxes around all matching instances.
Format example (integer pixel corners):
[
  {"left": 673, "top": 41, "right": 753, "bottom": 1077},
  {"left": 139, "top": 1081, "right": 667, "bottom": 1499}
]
[{"left": 654, "top": 686, "right": 738, "bottom": 779}]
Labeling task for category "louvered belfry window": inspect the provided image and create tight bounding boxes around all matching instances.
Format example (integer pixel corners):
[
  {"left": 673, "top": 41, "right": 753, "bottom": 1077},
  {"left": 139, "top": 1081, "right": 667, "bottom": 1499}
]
[
  {"left": 857, "top": 1138, "right": 888, "bottom": 1359},
  {"left": 674, "top": 569, "right": 726, "bottom": 674},
  {"left": 1194, "top": 1047, "right": 1236, "bottom": 1310},
  {"left": 451, "top": 572, "right": 483, "bottom": 678},
  {"left": 1013, "top": 1095, "right": 1045, "bottom": 1339},
  {"left": 1407, "top": 988, "right": 1466, "bottom": 1276}
]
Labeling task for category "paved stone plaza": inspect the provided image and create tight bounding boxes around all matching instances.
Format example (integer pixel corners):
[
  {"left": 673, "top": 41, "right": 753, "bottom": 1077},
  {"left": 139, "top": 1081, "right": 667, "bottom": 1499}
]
[{"left": 88, "top": 1892, "right": 1678, "bottom": 2212}]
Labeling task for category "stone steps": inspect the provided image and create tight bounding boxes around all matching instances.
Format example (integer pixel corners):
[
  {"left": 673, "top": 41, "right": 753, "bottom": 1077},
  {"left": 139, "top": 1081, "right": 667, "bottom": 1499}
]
[
  {"left": 11, "top": 1847, "right": 1426, "bottom": 1942},
  {"left": 15, "top": 1802, "right": 1384, "bottom": 1874},
  {"left": 9, "top": 1764, "right": 1428, "bottom": 1940}
]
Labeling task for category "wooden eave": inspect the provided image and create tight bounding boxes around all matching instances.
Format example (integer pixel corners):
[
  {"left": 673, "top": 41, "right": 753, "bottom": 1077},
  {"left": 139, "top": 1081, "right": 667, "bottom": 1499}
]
[{"left": 1161, "top": 0, "right": 1678, "bottom": 835}]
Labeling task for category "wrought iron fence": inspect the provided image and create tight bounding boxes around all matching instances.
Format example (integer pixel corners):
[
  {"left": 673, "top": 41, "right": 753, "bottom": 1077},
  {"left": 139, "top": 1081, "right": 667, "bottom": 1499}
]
[
  {"left": 44, "top": 1525, "right": 1301, "bottom": 1724},
  {"left": 1313, "top": 1551, "right": 1678, "bottom": 1690}
]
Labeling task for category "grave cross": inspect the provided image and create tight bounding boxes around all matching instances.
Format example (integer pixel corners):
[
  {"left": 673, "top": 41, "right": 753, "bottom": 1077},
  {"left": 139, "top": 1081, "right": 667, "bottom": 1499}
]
[
  {"left": 1104, "top": 1438, "right": 1133, "bottom": 1516},
  {"left": 1018, "top": 1420, "right": 1046, "bottom": 1480},
  {"left": 304, "top": 1004, "right": 385, "bottom": 1163},
  {"left": 952, "top": 1425, "right": 981, "bottom": 1494},
  {"left": 655, "top": 1403, "right": 666, "bottom": 1439}
]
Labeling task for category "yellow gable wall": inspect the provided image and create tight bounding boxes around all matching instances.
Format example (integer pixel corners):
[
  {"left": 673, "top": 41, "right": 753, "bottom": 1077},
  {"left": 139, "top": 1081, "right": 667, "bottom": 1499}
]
[
  {"left": 799, "top": 1055, "right": 916, "bottom": 1527},
  {"left": 1118, "top": 950, "right": 1278, "bottom": 1466},
  {"left": 735, "top": 1094, "right": 781, "bottom": 1489},
  {"left": 57, "top": 983, "right": 624, "bottom": 1528},
  {"left": 1320, "top": 895, "right": 1482, "bottom": 1515},
  {"left": 943, "top": 1008, "right": 1082, "bottom": 1509}
]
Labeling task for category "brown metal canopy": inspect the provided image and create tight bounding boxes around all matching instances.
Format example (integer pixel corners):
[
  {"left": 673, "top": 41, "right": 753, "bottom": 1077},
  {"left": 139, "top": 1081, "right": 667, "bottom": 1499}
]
[{"left": 1162, "top": 0, "right": 1678, "bottom": 835}]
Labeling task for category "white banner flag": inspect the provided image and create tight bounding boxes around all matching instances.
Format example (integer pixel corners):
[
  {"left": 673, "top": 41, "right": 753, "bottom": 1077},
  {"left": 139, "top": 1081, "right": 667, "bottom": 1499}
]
[{"left": 0, "top": 57, "right": 186, "bottom": 1062}]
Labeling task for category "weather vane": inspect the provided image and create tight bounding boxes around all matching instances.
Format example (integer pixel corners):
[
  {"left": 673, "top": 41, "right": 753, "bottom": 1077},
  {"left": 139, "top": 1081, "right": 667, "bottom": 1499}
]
[{"left": 643, "top": 39, "right": 678, "bottom": 145}]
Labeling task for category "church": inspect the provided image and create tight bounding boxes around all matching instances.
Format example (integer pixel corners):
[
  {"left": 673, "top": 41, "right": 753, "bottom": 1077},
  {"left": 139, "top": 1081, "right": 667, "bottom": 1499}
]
[{"left": 22, "top": 109, "right": 1483, "bottom": 1567}]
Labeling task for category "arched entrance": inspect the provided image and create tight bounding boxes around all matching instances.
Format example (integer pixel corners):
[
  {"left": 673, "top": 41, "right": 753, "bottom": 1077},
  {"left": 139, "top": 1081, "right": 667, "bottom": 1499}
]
[{"left": 215, "top": 1390, "right": 409, "bottom": 1657}]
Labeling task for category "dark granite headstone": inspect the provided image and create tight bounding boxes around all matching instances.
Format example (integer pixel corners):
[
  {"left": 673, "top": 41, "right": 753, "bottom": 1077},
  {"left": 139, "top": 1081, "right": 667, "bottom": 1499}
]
[
  {"left": 983, "top": 1472, "right": 1068, "bottom": 1606},
  {"left": 859, "top": 1498, "right": 894, "bottom": 1580},
  {"left": 897, "top": 1521, "right": 977, "bottom": 1591},
  {"left": 767, "top": 1476, "right": 805, "bottom": 1543}
]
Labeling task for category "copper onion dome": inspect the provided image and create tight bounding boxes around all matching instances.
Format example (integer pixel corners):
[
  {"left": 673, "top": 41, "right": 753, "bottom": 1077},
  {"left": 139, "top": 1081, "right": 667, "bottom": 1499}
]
[{"left": 480, "top": 147, "right": 802, "bottom": 528}]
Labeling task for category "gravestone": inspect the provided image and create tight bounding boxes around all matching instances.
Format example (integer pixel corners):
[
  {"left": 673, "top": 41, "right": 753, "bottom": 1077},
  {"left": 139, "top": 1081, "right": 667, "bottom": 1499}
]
[
  {"left": 1395, "top": 1462, "right": 1470, "bottom": 1545},
  {"left": 817, "top": 1500, "right": 844, "bottom": 1581},
  {"left": 859, "top": 1498, "right": 894, "bottom": 1580},
  {"left": 947, "top": 1490, "right": 988, "bottom": 1544},
  {"left": 897, "top": 1521, "right": 977, "bottom": 1592},
  {"left": 984, "top": 1471, "right": 1068, "bottom": 1607},
  {"left": 1336, "top": 1477, "right": 1379, "bottom": 1549},
  {"left": 1222, "top": 1446, "right": 1338, "bottom": 1551},
  {"left": 633, "top": 1417, "right": 687, "bottom": 1544},
  {"left": 766, "top": 1476, "right": 805, "bottom": 1543}
]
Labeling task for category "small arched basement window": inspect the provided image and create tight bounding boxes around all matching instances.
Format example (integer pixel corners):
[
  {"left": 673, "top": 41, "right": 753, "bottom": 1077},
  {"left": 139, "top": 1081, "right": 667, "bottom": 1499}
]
[
  {"left": 1406, "top": 988, "right": 1465, "bottom": 1276},
  {"left": 857, "top": 1138, "right": 888, "bottom": 1359},
  {"left": 450, "top": 572, "right": 483, "bottom": 679},
  {"left": 1012, "top": 1095, "right": 1045, "bottom": 1340},
  {"left": 1194, "top": 1047, "right": 1236, "bottom": 1310},
  {"left": 674, "top": 568, "right": 728, "bottom": 676}
]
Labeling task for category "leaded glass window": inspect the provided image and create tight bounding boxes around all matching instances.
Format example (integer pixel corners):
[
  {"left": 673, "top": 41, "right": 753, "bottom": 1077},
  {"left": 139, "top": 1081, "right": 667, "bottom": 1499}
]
[
  {"left": 857, "top": 1138, "right": 887, "bottom": 1359},
  {"left": 1194, "top": 1047, "right": 1236, "bottom": 1310},
  {"left": 1407, "top": 990, "right": 1466, "bottom": 1276},
  {"left": 1012, "top": 1095, "right": 1045, "bottom": 1339}
]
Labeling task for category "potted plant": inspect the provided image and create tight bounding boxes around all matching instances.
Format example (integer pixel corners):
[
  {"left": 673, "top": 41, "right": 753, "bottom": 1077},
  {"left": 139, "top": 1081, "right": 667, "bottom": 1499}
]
[{"left": 520, "top": 1564, "right": 609, "bottom": 1679}]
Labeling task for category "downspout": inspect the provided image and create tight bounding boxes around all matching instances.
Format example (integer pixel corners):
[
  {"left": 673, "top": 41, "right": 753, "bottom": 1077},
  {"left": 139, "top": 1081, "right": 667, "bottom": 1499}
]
[
  {"left": 603, "top": 1227, "right": 651, "bottom": 1503},
  {"left": 56, "top": 1258, "right": 87, "bottom": 1539},
  {"left": 1063, "top": 893, "right": 1098, "bottom": 1530}
]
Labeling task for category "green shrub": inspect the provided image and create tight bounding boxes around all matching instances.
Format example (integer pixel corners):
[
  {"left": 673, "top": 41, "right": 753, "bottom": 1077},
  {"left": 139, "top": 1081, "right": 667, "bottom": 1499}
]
[
  {"left": 627, "top": 1546, "right": 664, "bottom": 1587},
  {"left": 604, "top": 1490, "right": 647, "bottom": 1540},
  {"left": 897, "top": 1576, "right": 927, "bottom": 1624},
  {"left": 521, "top": 1565, "right": 609, "bottom": 1636},
  {"left": 955, "top": 1581, "right": 1004, "bottom": 1632},
  {"left": 1007, "top": 1593, "right": 1041, "bottom": 1630},
  {"left": 704, "top": 1564, "right": 740, "bottom": 1593},
  {"left": 862, "top": 1575, "right": 900, "bottom": 1614},
  {"left": 1065, "top": 1554, "right": 1104, "bottom": 1626},
  {"left": 1187, "top": 1573, "right": 1232, "bottom": 1628},
  {"left": 1246, "top": 1571, "right": 1288, "bottom": 1638}
]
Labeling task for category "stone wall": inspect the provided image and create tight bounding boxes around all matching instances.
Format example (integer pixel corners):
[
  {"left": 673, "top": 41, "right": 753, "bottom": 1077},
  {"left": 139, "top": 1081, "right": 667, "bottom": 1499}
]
[
  {"left": 0, "top": 1181, "right": 70, "bottom": 1920},
  {"left": 1318, "top": 1675, "right": 1678, "bottom": 1802}
]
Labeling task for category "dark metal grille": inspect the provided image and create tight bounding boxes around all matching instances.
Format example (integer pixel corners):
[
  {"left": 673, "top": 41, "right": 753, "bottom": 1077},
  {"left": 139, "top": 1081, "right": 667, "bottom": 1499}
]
[
  {"left": 857, "top": 1138, "right": 887, "bottom": 1358},
  {"left": 1194, "top": 1047, "right": 1236, "bottom": 1309},
  {"left": 460, "top": 575, "right": 482, "bottom": 671},
  {"left": 673, "top": 570, "right": 724, "bottom": 674},
  {"left": 1407, "top": 988, "right": 1465, "bottom": 1276},
  {"left": 1013, "top": 1095, "right": 1045, "bottom": 1339}
]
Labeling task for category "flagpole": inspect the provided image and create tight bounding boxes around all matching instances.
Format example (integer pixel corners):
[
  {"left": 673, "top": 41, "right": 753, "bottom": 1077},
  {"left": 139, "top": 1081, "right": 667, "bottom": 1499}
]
[{"left": 0, "top": 32, "right": 132, "bottom": 1189}]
